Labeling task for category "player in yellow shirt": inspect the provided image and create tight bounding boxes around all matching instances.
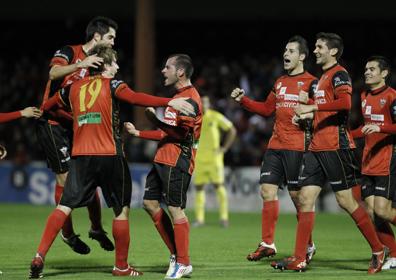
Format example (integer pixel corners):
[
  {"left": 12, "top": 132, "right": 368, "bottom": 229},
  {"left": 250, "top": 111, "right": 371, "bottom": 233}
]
[{"left": 193, "top": 96, "right": 236, "bottom": 227}]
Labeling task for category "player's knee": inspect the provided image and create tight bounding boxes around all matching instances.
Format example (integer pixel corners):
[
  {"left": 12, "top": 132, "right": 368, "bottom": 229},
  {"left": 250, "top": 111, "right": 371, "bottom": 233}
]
[
  {"left": 260, "top": 184, "right": 277, "bottom": 201},
  {"left": 167, "top": 206, "right": 184, "bottom": 220},
  {"left": 56, "top": 172, "right": 68, "bottom": 186},
  {"left": 143, "top": 200, "right": 160, "bottom": 215},
  {"left": 114, "top": 206, "right": 129, "bottom": 219},
  {"left": 298, "top": 192, "right": 315, "bottom": 210},
  {"left": 374, "top": 206, "right": 391, "bottom": 221}
]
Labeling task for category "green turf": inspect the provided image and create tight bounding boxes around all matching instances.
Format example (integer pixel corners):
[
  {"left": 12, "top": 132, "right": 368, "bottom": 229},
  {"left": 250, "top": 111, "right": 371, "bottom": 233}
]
[{"left": 0, "top": 204, "right": 394, "bottom": 279}]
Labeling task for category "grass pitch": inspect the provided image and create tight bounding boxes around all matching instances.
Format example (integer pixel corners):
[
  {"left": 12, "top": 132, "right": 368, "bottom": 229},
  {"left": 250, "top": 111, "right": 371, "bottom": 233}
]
[{"left": 0, "top": 204, "right": 394, "bottom": 279}]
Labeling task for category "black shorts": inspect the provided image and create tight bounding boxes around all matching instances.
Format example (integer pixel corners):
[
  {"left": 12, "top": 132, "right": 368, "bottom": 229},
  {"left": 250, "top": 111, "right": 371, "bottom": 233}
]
[
  {"left": 36, "top": 121, "right": 72, "bottom": 174},
  {"left": 144, "top": 163, "right": 191, "bottom": 209},
  {"left": 60, "top": 156, "right": 132, "bottom": 215},
  {"left": 361, "top": 153, "right": 396, "bottom": 202},
  {"left": 361, "top": 175, "right": 396, "bottom": 202},
  {"left": 298, "top": 149, "right": 360, "bottom": 192},
  {"left": 259, "top": 149, "right": 304, "bottom": 191}
]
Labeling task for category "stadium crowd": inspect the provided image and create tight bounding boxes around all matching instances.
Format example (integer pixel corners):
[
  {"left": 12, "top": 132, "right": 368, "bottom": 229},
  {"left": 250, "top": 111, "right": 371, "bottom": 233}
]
[{"left": 3, "top": 52, "right": 396, "bottom": 165}]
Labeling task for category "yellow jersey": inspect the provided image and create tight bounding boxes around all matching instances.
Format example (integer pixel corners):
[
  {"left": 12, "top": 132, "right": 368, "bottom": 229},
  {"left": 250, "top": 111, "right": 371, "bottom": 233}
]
[{"left": 195, "top": 109, "right": 233, "bottom": 164}]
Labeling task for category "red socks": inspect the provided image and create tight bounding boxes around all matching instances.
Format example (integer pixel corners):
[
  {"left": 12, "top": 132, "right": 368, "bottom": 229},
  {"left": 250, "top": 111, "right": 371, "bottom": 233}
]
[
  {"left": 112, "top": 219, "right": 130, "bottom": 269},
  {"left": 261, "top": 200, "right": 279, "bottom": 244},
  {"left": 376, "top": 220, "right": 396, "bottom": 257},
  {"left": 54, "top": 184, "right": 74, "bottom": 237},
  {"left": 174, "top": 217, "right": 190, "bottom": 265},
  {"left": 294, "top": 212, "right": 315, "bottom": 260},
  {"left": 151, "top": 209, "right": 176, "bottom": 254},
  {"left": 351, "top": 206, "right": 383, "bottom": 253},
  {"left": 37, "top": 209, "right": 68, "bottom": 257},
  {"left": 295, "top": 205, "right": 314, "bottom": 246},
  {"left": 87, "top": 190, "right": 103, "bottom": 231}
]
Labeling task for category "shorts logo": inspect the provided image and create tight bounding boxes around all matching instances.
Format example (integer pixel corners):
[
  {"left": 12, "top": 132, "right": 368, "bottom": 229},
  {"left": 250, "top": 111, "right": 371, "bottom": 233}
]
[
  {"left": 60, "top": 146, "right": 68, "bottom": 157},
  {"left": 375, "top": 186, "right": 386, "bottom": 191},
  {"left": 329, "top": 180, "right": 342, "bottom": 185},
  {"left": 261, "top": 172, "right": 271, "bottom": 177}
]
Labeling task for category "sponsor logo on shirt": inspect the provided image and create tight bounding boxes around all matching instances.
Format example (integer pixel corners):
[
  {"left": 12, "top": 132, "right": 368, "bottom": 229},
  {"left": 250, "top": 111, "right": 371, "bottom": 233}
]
[
  {"left": 333, "top": 76, "right": 350, "bottom": 87},
  {"left": 77, "top": 112, "right": 102, "bottom": 126},
  {"left": 370, "top": 114, "right": 384, "bottom": 122}
]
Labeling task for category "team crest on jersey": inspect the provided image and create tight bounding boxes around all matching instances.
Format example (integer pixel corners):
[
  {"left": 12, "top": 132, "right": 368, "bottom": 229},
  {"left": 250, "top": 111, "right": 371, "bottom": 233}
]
[
  {"left": 276, "top": 82, "right": 282, "bottom": 89},
  {"left": 380, "top": 98, "right": 386, "bottom": 108},
  {"left": 297, "top": 81, "right": 304, "bottom": 88},
  {"left": 361, "top": 99, "right": 366, "bottom": 108}
]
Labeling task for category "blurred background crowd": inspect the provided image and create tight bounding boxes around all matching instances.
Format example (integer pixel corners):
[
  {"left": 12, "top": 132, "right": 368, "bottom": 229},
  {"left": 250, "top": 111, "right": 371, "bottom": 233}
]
[{"left": 1, "top": 0, "right": 396, "bottom": 166}]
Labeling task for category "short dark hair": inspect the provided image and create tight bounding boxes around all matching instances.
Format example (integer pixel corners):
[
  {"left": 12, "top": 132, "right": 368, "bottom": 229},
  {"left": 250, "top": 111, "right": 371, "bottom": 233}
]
[
  {"left": 88, "top": 45, "right": 117, "bottom": 74},
  {"left": 86, "top": 16, "right": 118, "bottom": 42},
  {"left": 288, "top": 35, "right": 309, "bottom": 60},
  {"left": 367, "top": 55, "right": 392, "bottom": 84},
  {"left": 168, "top": 54, "right": 194, "bottom": 79},
  {"left": 316, "top": 32, "right": 344, "bottom": 59}
]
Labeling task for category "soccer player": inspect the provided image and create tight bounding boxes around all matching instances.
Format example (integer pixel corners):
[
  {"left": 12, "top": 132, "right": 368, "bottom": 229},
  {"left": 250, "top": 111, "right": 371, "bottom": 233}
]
[
  {"left": 230, "top": 35, "right": 317, "bottom": 262},
  {"left": 0, "top": 107, "right": 42, "bottom": 159},
  {"left": 271, "top": 33, "right": 386, "bottom": 274},
  {"left": 29, "top": 46, "right": 195, "bottom": 279},
  {"left": 192, "top": 95, "right": 236, "bottom": 228},
  {"left": 124, "top": 54, "right": 202, "bottom": 279},
  {"left": 36, "top": 16, "right": 118, "bottom": 254},
  {"left": 352, "top": 56, "right": 396, "bottom": 270}
]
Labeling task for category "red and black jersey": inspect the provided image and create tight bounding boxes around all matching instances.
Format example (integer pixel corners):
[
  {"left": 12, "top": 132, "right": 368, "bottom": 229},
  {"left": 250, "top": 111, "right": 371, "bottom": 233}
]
[
  {"left": 57, "top": 76, "right": 171, "bottom": 156},
  {"left": 309, "top": 64, "right": 355, "bottom": 151},
  {"left": 360, "top": 86, "right": 396, "bottom": 175},
  {"left": 41, "top": 45, "right": 89, "bottom": 125},
  {"left": 240, "top": 72, "right": 317, "bottom": 151},
  {"left": 0, "top": 111, "right": 22, "bottom": 123},
  {"left": 153, "top": 86, "right": 202, "bottom": 175}
]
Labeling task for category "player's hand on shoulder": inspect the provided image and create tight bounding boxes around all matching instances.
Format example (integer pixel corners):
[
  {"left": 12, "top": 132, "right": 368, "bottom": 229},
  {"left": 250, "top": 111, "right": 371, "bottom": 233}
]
[
  {"left": 124, "top": 122, "right": 139, "bottom": 136},
  {"left": 168, "top": 98, "right": 195, "bottom": 116},
  {"left": 78, "top": 54, "right": 104, "bottom": 69},
  {"left": 362, "top": 124, "right": 380, "bottom": 135},
  {"left": 21, "top": 107, "right": 42, "bottom": 119},
  {"left": 231, "top": 88, "right": 245, "bottom": 102}
]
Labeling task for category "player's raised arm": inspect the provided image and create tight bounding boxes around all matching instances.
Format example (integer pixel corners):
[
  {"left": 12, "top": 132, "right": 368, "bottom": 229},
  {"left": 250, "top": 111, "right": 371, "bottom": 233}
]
[{"left": 231, "top": 87, "right": 276, "bottom": 117}]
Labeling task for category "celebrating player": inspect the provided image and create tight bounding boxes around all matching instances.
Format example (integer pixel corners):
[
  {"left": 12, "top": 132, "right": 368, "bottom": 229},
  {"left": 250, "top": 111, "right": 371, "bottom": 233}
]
[
  {"left": 271, "top": 33, "right": 386, "bottom": 274},
  {"left": 36, "top": 16, "right": 118, "bottom": 254},
  {"left": 231, "top": 35, "right": 317, "bottom": 262},
  {"left": 125, "top": 54, "right": 202, "bottom": 279},
  {"left": 29, "top": 46, "right": 194, "bottom": 278},
  {"left": 352, "top": 56, "right": 396, "bottom": 269}
]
